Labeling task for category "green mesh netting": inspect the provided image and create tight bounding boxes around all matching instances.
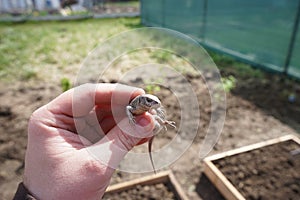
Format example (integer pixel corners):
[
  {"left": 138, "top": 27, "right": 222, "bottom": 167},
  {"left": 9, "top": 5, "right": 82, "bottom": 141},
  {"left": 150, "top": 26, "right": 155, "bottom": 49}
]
[
  {"left": 141, "top": 0, "right": 300, "bottom": 79},
  {"left": 289, "top": 17, "right": 300, "bottom": 78}
]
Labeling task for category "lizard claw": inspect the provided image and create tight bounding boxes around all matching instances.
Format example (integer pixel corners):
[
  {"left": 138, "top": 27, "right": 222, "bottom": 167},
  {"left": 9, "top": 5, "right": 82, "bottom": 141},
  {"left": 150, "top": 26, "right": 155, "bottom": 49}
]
[
  {"left": 129, "top": 116, "right": 136, "bottom": 125},
  {"left": 166, "top": 120, "right": 176, "bottom": 129}
]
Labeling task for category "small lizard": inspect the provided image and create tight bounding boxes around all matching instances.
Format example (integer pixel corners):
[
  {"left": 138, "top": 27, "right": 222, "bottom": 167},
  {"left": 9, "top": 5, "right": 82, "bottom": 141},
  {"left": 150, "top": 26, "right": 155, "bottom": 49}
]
[{"left": 126, "top": 94, "right": 176, "bottom": 173}]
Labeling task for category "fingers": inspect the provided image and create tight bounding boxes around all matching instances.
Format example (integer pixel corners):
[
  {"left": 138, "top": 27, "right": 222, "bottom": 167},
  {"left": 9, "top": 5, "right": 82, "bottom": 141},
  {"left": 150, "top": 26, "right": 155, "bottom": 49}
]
[
  {"left": 73, "top": 112, "right": 117, "bottom": 143},
  {"left": 95, "top": 104, "right": 126, "bottom": 123},
  {"left": 47, "top": 83, "right": 145, "bottom": 118},
  {"left": 99, "top": 116, "right": 116, "bottom": 135},
  {"left": 85, "top": 113, "right": 155, "bottom": 169},
  {"left": 74, "top": 105, "right": 125, "bottom": 142}
]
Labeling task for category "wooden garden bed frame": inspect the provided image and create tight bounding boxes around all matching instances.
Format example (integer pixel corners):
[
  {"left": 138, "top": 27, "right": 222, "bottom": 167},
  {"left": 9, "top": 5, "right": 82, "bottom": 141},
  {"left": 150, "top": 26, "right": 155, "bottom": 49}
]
[
  {"left": 105, "top": 170, "right": 189, "bottom": 200},
  {"left": 203, "top": 134, "right": 300, "bottom": 200}
]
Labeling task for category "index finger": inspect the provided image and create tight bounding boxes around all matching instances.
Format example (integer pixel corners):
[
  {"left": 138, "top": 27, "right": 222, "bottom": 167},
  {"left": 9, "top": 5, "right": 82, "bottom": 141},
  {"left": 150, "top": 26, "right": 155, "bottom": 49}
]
[{"left": 48, "top": 83, "right": 145, "bottom": 117}]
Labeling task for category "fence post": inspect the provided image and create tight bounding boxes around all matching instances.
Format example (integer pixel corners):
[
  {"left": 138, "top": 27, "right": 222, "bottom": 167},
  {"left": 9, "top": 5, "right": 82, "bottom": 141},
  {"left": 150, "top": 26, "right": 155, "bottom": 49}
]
[
  {"left": 140, "top": 0, "right": 144, "bottom": 24},
  {"left": 284, "top": 0, "right": 300, "bottom": 74}
]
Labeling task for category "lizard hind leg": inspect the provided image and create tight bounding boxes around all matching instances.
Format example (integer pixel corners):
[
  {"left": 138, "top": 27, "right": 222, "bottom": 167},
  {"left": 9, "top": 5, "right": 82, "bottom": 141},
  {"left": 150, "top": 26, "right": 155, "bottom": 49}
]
[
  {"left": 165, "top": 120, "right": 176, "bottom": 129},
  {"left": 156, "top": 107, "right": 166, "bottom": 119},
  {"left": 154, "top": 114, "right": 176, "bottom": 130},
  {"left": 153, "top": 120, "right": 164, "bottom": 134}
]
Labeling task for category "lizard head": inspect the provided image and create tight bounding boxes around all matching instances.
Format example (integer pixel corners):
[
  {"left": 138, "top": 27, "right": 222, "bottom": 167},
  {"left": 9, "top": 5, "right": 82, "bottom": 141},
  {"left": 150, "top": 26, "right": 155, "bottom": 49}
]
[{"left": 140, "top": 94, "right": 161, "bottom": 109}]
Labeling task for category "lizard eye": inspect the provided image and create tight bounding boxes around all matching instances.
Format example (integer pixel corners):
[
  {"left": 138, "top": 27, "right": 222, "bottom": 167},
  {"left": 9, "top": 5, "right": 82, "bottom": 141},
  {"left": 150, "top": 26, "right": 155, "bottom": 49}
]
[{"left": 145, "top": 97, "right": 156, "bottom": 105}]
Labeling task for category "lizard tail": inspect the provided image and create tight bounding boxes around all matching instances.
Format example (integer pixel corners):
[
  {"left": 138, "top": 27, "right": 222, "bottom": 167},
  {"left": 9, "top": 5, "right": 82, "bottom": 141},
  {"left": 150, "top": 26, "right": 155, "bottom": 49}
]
[{"left": 148, "top": 136, "right": 157, "bottom": 174}]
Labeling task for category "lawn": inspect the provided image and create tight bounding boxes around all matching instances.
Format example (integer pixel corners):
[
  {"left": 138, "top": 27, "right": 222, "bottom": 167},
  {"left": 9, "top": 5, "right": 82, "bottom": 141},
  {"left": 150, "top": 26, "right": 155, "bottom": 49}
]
[
  {"left": 0, "top": 17, "right": 208, "bottom": 87},
  {"left": 0, "top": 18, "right": 141, "bottom": 82}
]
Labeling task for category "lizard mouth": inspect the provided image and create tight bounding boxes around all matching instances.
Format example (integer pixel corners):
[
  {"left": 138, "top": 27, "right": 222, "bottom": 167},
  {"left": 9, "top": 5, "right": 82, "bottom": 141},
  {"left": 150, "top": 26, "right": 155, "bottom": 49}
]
[{"left": 150, "top": 103, "right": 160, "bottom": 109}]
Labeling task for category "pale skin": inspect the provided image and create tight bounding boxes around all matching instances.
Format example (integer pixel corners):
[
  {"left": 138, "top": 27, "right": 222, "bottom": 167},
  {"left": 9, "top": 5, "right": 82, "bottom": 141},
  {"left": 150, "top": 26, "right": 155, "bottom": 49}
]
[{"left": 23, "top": 83, "right": 155, "bottom": 200}]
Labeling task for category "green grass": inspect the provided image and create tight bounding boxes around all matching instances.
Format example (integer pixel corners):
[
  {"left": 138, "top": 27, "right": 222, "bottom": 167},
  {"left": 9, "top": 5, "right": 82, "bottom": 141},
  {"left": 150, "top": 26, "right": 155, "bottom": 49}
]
[
  {"left": 209, "top": 51, "right": 264, "bottom": 79},
  {"left": 0, "top": 18, "right": 141, "bottom": 82},
  {"left": 105, "top": 1, "right": 139, "bottom": 8},
  {"left": 0, "top": 17, "right": 198, "bottom": 84},
  {"left": 0, "top": 16, "right": 271, "bottom": 86}
]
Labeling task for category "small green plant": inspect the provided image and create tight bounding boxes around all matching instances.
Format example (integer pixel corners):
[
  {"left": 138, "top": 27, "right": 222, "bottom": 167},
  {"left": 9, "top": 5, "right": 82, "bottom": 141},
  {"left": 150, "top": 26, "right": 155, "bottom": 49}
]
[
  {"left": 143, "top": 78, "right": 163, "bottom": 94},
  {"left": 61, "top": 77, "right": 72, "bottom": 92},
  {"left": 150, "top": 50, "right": 172, "bottom": 62},
  {"left": 221, "top": 75, "right": 236, "bottom": 93},
  {"left": 145, "top": 84, "right": 161, "bottom": 94}
]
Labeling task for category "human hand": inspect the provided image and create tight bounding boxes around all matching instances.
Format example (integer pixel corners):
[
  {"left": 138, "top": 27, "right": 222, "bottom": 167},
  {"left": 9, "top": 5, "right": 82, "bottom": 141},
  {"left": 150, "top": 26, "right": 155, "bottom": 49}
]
[{"left": 23, "top": 83, "right": 155, "bottom": 200}]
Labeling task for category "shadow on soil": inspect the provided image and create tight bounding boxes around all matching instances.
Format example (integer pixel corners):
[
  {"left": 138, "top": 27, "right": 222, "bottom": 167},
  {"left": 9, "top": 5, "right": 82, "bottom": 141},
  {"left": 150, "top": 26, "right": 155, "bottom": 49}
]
[
  {"left": 215, "top": 56, "right": 300, "bottom": 134},
  {"left": 196, "top": 174, "right": 225, "bottom": 200}
]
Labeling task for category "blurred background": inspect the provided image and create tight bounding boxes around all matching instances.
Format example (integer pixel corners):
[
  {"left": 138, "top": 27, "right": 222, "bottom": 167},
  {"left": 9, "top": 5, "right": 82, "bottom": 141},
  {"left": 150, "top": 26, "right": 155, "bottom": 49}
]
[
  {"left": 0, "top": 0, "right": 139, "bottom": 18},
  {"left": 1, "top": 0, "right": 299, "bottom": 78}
]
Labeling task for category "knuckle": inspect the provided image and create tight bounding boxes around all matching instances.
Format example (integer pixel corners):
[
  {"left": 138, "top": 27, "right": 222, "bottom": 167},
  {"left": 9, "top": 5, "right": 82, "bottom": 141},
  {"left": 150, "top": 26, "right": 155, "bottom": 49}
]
[
  {"left": 28, "top": 106, "right": 44, "bottom": 125},
  {"left": 83, "top": 158, "right": 105, "bottom": 175}
]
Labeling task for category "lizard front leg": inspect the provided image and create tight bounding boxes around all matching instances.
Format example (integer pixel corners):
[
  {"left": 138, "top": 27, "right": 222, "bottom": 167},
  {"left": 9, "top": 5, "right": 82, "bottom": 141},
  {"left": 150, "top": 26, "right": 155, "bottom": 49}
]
[{"left": 126, "top": 105, "right": 136, "bottom": 125}]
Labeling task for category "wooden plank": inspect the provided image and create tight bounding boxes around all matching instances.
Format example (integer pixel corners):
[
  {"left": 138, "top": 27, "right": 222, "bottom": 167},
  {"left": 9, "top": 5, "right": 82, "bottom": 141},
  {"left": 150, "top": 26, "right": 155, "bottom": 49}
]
[
  {"left": 105, "top": 170, "right": 189, "bottom": 200},
  {"left": 105, "top": 171, "right": 170, "bottom": 194},
  {"left": 292, "top": 135, "right": 300, "bottom": 144},
  {"left": 204, "top": 161, "right": 245, "bottom": 200},
  {"left": 204, "top": 134, "right": 297, "bottom": 162},
  {"left": 168, "top": 171, "right": 189, "bottom": 200},
  {"left": 203, "top": 134, "right": 300, "bottom": 200}
]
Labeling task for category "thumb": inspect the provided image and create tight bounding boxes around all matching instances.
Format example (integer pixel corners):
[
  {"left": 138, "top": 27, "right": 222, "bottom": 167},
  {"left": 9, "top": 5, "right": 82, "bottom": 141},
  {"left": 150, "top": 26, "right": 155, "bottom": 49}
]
[{"left": 85, "top": 114, "right": 155, "bottom": 169}]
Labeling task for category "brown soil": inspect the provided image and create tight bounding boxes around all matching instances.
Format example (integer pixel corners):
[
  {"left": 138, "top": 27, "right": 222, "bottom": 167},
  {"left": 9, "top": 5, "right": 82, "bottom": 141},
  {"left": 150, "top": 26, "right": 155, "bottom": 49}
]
[
  {"left": 213, "top": 140, "right": 300, "bottom": 200},
  {"left": 0, "top": 67, "right": 300, "bottom": 199},
  {"left": 103, "top": 183, "right": 177, "bottom": 200}
]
